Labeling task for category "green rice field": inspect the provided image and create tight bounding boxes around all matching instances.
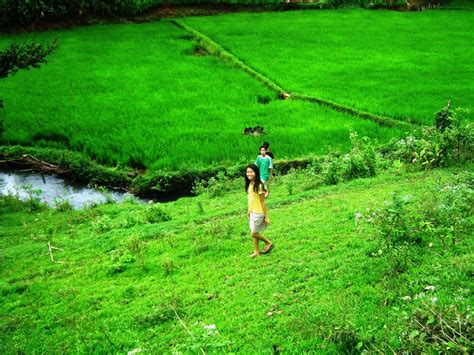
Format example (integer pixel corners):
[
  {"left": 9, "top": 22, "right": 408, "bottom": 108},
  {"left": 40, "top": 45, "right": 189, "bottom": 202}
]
[
  {"left": 182, "top": 9, "right": 474, "bottom": 125},
  {"left": 1, "top": 8, "right": 472, "bottom": 171}
]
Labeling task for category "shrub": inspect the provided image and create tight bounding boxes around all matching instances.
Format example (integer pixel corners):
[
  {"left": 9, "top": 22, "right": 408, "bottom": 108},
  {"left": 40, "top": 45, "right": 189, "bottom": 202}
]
[
  {"left": 0, "top": 1, "right": 157, "bottom": 27},
  {"left": 387, "top": 104, "right": 473, "bottom": 170},
  {"left": 193, "top": 171, "right": 228, "bottom": 198},
  {"left": 401, "top": 301, "right": 472, "bottom": 352},
  {"left": 318, "top": 133, "right": 382, "bottom": 185},
  {"left": 19, "top": 183, "right": 46, "bottom": 212},
  {"left": 53, "top": 196, "right": 73, "bottom": 212},
  {"left": 364, "top": 172, "right": 473, "bottom": 272},
  {"left": 144, "top": 204, "right": 171, "bottom": 223},
  {"left": 419, "top": 172, "right": 473, "bottom": 246}
]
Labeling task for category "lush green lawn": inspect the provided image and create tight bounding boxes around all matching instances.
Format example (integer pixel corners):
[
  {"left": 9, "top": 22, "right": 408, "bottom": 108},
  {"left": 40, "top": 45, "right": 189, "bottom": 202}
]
[
  {"left": 1, "top": 167, "right": 472, "bottom": 352},
  {"left": 183, "top": 9, "right": 474, "bottom": 125},
  {"left": 1, "top": 19, "right": 406, "bottom": 171}
]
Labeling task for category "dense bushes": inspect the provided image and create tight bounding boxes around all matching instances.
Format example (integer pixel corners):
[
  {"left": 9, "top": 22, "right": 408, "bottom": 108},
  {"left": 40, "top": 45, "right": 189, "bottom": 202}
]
[
  {"left": 386, "top": 104, "right": 473, "bottom": 169},
  {"left": 1, "top": 0, "right": 288, "bottom": 27},
  {"left": 3, "top": 0, "right": 451, "bottom": 28},
  {"left": 0, "top": 0, "right": 163, "bottom": 27}
]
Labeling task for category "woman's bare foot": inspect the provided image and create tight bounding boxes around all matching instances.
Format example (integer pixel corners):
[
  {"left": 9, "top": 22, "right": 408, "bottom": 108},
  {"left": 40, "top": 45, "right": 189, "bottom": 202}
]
[{"left": 249, "top": 252, "right": 260, "bottom": 258}]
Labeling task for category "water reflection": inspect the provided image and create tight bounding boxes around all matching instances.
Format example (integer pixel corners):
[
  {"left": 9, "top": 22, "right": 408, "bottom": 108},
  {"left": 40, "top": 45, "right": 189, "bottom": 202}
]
[{"left": 0, "top": 169, "right": 144, "bottom": 209}]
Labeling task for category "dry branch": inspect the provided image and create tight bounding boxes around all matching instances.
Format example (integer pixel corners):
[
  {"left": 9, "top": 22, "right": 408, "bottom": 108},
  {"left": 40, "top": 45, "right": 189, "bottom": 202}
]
[{"left": 47, "top": 241, "right": 64, "bottom": 263}]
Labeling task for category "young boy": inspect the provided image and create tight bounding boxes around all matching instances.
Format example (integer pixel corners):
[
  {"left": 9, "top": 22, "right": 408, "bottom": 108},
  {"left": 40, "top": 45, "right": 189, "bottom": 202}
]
[
  {"left": 262, "top": 141, "right": 274, "bottom": 159},
  {"left": 255, "top": 146, "right": 273, "bottom": 197}
]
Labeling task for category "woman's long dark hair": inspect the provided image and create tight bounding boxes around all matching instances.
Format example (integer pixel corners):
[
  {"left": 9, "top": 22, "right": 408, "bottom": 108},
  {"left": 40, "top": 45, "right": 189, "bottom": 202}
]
[{"left": 245, "top": 164, "right": 265, "bottom": 193}]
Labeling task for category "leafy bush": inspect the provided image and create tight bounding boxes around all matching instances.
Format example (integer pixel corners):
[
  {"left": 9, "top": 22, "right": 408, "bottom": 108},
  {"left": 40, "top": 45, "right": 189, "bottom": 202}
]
[
  {"left": 144, "top": 203, "right": 171, "bottom": 223},
  {"left": 317, "top": 132, "right": 382, "bottom": 185},
  {"left": 0, "top": 0, "right": 159, "bottom": 26},
  {"left": 401, "top": 301, "right": 472, "bottom": 352},
  {"left": 387, "top": 104, "right": 473, "bottom": 169},
  {"left": 0, "top": 0, "right": 292, "bottom": 27},
  {"left": 419, "top": 172, "right": 473, "bottom": 246},
  {"left": 193, "top": 171, "right": 228, "bottom": 198},
  {"left": 363, "top": 172, "right": 473, "bottom": 272},
  {"left": 53, "top": 196, "right": 73, "bottom": 212}
]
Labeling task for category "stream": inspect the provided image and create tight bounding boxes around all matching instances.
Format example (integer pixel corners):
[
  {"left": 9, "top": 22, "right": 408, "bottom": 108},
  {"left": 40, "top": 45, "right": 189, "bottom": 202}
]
[{"left": 0, "top": 168, "right": 146, "bottom": 209}]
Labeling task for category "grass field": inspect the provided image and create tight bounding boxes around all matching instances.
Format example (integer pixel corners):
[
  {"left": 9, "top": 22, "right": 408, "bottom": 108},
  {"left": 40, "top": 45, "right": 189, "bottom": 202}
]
[
  {"left": 1, "top": 8, "right": 473, "bottom": 171},
  {"left": 183, "top": 9, "right": 474, "bottom": 125},
  {"left": 1, "top": 166, "right": 472, "bottom": 352},
  {"left": 0, "top": 20, "right": 404, "bottom": 171}
]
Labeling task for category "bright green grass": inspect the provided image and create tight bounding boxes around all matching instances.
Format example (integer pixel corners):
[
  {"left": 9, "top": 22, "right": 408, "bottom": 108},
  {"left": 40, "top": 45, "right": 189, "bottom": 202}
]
[
  {"left": 0, "top": 20, "right": 403, "bottom": 171},
  {"left": 182, "top": 9, "right": 474, "bottom": 124},
  {"left": 1, "top": 167, "right": 472, "bottom": 352}
]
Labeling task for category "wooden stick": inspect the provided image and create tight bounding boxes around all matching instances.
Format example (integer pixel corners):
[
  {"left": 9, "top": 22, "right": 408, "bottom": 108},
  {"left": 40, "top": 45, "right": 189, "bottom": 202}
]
[
  {"left": 48, "top": 242, "right": 64, "bottom": 263},
  {"left": 48, "top": 242, "right": 55, "bottom": 262},
  {"left": 170, "top": 304, "right": 205, "bottom": 355},
  {"left": 425, "top": 304, "right": 468, "bottom": 341}
]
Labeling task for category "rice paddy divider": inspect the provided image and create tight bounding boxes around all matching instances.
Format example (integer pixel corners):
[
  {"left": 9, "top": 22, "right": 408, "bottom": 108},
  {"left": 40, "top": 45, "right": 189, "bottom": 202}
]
[
  {"left": 171, "top": 19, "right": 286, "bottom": 94},
  {"left": 171, "top": 19, "right": 418, "bottom": 129},
  {"left": 290, "top": 93, "right": 415, "bottom": 129}
]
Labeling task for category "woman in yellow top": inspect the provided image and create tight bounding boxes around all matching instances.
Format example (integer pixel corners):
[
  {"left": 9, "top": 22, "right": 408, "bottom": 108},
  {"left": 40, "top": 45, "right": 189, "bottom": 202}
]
[{"left": 245, "top": 164, "right": 274, "bottom": 258}]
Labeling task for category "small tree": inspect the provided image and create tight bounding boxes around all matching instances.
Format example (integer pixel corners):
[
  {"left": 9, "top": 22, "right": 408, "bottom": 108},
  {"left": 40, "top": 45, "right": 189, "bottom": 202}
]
[
  {"left": 0, "top": 38, "right": 58, "bottom": 80},
  {"left": 0, "top": 39, "right": 57, "bottom": 138}
]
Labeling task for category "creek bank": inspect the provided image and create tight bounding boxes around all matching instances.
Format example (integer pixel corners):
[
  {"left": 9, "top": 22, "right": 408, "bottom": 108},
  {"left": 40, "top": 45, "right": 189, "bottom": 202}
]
[{"left": 0, "top": 145, "right": 315, "bottom": 200}]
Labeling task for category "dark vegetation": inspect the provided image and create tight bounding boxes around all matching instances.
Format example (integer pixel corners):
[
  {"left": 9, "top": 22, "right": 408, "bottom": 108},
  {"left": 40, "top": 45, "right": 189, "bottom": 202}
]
[
  {"left": 1, "top": 0, "right": 461, "bottom": 30},
  {"left": 0, "top": 39, "right": 57, "bottom": 79}
]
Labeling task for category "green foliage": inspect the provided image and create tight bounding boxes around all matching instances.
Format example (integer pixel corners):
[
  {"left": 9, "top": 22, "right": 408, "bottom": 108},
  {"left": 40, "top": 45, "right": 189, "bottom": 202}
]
[
  {"left": 388, "top": 105, "right": 474, "bottom": 169},
  {"left": 0, "top": 40, "right": 58, "bottom": 79},
  {"left": 401, "top": 301, "right": 472, "bottom": 352},
  {"left": 420, "top": 172, "right": 473, "bottom": 246},
  {"left": 365, "top": 172, "right": 473, "bottom": 272},
  {"left": 15, "top": 183, "right": 47, "bottom": 212},
  {"left": 0, "top": 145, "right": 132, "bottom": 191},
  {"left": 317, "top": 132, "right": 382, "bottom": 185},
  {"left": 0, "top": 0, "right": 161, "bottom": 26},
  {"left": 1, "top": 164, "right": 472, "bottom": 352},
  {"left": 193, "top": 172, "right": 228, "bottom": 198},
  {"left": 172, "top": 321, "right": 232, "bottom": 353},
  {"left": 435, "top": 100, "right": 455, "bottom": 132},
  {"left": 359, "top": 0, "right": 407, "bottom": 8},
  {"left": 144, "top": 203, "right": 171, "bottom": 223},
  {"left": 53, "top": 196, "right": 73, "bottom": 212},
  {"left": 96, "top": 185, "right": 116, "bottom": 204}
]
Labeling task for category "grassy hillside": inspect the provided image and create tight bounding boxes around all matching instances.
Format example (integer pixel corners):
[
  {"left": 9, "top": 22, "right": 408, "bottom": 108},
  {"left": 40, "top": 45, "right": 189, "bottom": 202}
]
[
  {"left": 0, "top": 20, "right": 403, "bottom": 171},
  {"left": 1, "top": 166, "right": 472, "bottom": 352},
  {"left": 183, "top": 9, "right": 474, "bottom": 124}
]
